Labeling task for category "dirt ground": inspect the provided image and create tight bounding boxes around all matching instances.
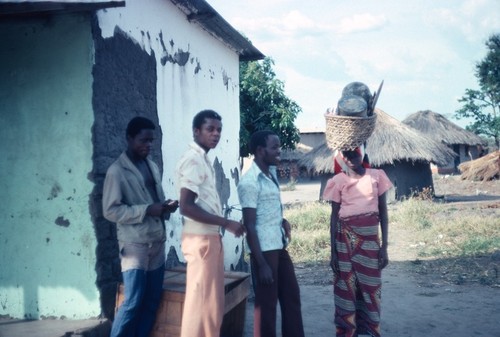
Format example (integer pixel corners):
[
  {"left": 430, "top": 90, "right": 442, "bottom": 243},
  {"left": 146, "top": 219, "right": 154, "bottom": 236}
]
[{"left": 242, "top": 176, "right": 500, "bottom": 337}]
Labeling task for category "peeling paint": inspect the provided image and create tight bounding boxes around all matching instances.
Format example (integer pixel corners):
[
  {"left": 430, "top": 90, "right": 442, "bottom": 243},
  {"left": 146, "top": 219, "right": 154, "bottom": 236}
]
[
  {"left": 157, "top": 31, "right": 190, "bottom": 66},
  {"left": 48, "top": 183, "right": 62, "bottom": 200},
  {"left": 54, "top": 216, "right": 70, "bottom": 227},
  {"left": 92, "top": 22, "right": 162, "bottom": 319},
  {"left": 222, "top": 70, "right": 229, "bottom": 90},
  {"left": 213, "top": 157, "right": 230, "bottom": 214},
  {"left": 174, "top": 49, "right": 190, "bottom": 66},
  {"left": 194, "top": 59, "right": 201, "bottom": 74},
  {"left": 230, "top": 166, "right": 240, "bottom": 186}
]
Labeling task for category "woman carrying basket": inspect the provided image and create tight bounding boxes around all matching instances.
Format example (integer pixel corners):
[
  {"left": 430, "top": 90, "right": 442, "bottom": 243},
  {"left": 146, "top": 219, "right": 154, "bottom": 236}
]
[{"left": 323, "top": 83, "right": 391, "bottom": 337}]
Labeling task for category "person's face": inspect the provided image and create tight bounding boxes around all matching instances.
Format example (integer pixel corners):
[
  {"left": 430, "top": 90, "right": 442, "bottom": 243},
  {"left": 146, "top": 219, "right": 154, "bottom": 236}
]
[
  {"left": 342, "top": 150, "right": 363, "bottom": 170},
  {"left": 127, "top": 129, "right": 154, "bottom": 159},
  {"left": 261, "top": 135, "right": 281, "bottom": 166},
  {"left": 194, "top": 118, "right": 222, "bottom": 152}
]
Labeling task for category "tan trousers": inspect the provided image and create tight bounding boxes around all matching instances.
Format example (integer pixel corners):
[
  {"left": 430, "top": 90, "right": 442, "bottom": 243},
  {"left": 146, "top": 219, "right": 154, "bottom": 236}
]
[{"left": 180, "top": 234, "right": 224, "bottom": 337}]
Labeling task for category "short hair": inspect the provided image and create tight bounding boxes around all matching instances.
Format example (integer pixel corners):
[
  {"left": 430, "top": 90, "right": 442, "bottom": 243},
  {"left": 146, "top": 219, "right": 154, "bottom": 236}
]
[
  {"left": 192, "top": 109, "right": 222, "bottom": 129},
  {"left": 126, "top": 116, "right": 155, "bottom": 138},
  {"left": 249, "top": 130, "right": 277, "bottom": 154}
]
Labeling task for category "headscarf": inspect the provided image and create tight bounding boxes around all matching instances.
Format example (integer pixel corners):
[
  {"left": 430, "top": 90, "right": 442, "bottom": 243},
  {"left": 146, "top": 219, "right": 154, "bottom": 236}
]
[{"left": 333, "top": 145, "right": 370, "bottom": 176}]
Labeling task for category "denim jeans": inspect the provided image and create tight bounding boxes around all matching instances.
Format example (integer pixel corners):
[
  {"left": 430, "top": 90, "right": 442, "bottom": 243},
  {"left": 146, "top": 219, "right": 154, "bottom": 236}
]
[{"left": 110, "top": 266, "right": 164, "bottom": 337}]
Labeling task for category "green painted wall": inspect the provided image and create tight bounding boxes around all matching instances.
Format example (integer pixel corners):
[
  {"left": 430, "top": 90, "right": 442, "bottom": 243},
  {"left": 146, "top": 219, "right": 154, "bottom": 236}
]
[{"left": 0, "top": 14, "right": 100, "bottom": 319}]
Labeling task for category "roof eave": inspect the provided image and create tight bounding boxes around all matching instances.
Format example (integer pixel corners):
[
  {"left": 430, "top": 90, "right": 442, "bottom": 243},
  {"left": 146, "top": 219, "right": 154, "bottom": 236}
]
[{"left": 169, "top": 0, "right": 265, "bottom": 61}]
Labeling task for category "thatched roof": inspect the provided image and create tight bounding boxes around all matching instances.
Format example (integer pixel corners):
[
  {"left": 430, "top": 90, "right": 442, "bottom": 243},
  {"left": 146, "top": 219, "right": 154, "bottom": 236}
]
[
  {"left": 280, "top": 143, "right": 312, "bottom": 161},
  {"left": 458, "top": 150, "right": 499, "bottom": 181},
  {"left": 402, "top": 110, "right": 483, "bottom": 146},
  {"left": 299, "top": 109, "right": 456, "bottom": 174}
]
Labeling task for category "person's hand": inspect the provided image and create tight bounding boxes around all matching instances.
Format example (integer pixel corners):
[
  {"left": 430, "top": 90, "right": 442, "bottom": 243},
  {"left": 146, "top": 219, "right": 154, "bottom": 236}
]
[
  {"left": 257, "top": 262, "right": 274, "bottom": 285},
  {"left": 282, "top": 218, "right": 292, "bottom": 242},
  {"left": 330, "top": 250, "right": 340, "bottom": 276},
  {"left": 224, "top": 219, "right": 246, "bottom": 237},
  {"left": 379, "top": 246, "right": 389, "bottom": 269},
  {"left": 146, "top": 203, "right": 167, "bottom": 217},
  {"left": 164, "top": 199, "right": 179, "bottom": 213}
]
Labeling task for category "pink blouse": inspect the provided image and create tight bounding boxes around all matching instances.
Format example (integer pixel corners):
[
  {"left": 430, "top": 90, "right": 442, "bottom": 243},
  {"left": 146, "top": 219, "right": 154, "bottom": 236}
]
[{"left": 323, "top": 169, "right": 393, "bottom": 218}]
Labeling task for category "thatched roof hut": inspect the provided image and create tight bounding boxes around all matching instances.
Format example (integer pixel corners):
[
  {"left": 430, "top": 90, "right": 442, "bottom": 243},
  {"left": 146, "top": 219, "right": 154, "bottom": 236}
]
[
  {"left": 403, "top": 110, "right": 483, "bottom": 146},
  {"left": 403, "top": 110, "right": 484, "bottom": 173},
  {"left": 277, "top": 143, "right": 312, "bottom": 180},
  {"left": 458, "top": 150, "right": 500, "bottom": 181},
  {"left": 280, "top": 143, "right": 312, "bottom": 161},
  {"left": 299, "top": 109, "right": 456, "bottom": 201}
]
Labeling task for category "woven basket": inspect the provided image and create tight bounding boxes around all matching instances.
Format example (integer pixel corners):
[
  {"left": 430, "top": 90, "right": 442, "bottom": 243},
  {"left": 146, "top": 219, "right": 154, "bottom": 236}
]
[{"left": 325, "top": 113, "right": 377, "bottom": 150}]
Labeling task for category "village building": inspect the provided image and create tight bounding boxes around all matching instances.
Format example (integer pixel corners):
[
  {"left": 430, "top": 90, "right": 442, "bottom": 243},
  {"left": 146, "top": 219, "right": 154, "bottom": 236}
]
[
  {"left": 299, "top": 109, "right": 456, "bottom": 202},
  {"left": 0, "top": 0, "right": 263, "bottom": 321},
  {"left": 403, "top": 110, "right": 485, "bottom": 174},
  {"left": 275, "top": 129, "right": 325, "bottom": 181}
]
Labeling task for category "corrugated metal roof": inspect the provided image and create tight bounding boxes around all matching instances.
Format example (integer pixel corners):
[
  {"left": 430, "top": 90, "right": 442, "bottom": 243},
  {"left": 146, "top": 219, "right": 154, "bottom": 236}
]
[{"left": 0, "top": 1, "right": 125, "bottom": 16}]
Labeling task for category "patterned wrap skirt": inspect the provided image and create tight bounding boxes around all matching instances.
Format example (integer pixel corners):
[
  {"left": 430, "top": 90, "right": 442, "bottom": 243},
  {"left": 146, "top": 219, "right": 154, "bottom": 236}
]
[{"left": 334, "top": 213, "right": 382, "bottom": 337}]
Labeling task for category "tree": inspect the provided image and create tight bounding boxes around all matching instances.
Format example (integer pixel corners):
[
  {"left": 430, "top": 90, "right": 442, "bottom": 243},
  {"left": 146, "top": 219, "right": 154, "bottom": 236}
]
[
  {"left": 239, "top": 57, "right": 301, "bottom": 158},
  {"left": 455, "top": 34, "right": 500, "bottom": 149}
]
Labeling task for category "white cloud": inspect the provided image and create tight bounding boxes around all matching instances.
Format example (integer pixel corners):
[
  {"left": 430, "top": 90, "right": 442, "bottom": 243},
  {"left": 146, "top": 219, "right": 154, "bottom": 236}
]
[
  {"left": 425, "top": 0, "right": 500, "bottom": 43},
  {"left": 207, "top": 0, "right": 498, "bottom": 130},
  {"left": 337, "top": 13, "right": 388, "bottom": 34}
]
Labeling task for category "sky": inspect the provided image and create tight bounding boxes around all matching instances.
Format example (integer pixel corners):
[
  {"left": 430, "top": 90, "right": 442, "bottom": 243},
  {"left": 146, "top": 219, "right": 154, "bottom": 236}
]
[{"left": 207, "top": 0, "right": 500, "bottom": 131}]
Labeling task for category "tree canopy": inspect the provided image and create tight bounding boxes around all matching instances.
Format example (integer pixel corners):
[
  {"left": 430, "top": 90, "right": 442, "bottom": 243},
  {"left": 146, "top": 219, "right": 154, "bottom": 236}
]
[
  {"left": 455, "top": 34, "right": 500, "bottom": 149},
  {"left": 239, "top": 57, "right": 301, "bottom": 158}
]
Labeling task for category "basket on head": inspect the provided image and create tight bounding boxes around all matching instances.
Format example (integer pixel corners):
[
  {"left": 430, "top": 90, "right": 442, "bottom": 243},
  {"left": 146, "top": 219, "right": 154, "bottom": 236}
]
[{"left": 324, "top": 113, "right": 377, "bottom": 150}]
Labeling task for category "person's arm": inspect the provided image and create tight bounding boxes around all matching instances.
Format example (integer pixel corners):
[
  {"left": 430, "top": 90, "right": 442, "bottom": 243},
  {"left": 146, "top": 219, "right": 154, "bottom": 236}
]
[
  {"left": 329, "top": 201, "right": 341, "bottom": 275},
  {"left": 378, "top": 192, "right": 389, "bottom": 269},
  {"left": 178, "top": 188, "right": 244, "bottom": 237},
  {"left": 282, "top": 218, "right": 292, "bottom": 242},
  {"left": 242, "top": 207, "right": 274, "bottom": 284}
]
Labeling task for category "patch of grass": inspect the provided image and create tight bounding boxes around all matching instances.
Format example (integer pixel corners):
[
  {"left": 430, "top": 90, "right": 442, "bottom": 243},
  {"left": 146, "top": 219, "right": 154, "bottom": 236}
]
[
  {"left": 399, "top": 209, "right": 500, "bottom": 259},
  {"left": 285, "top": 202, "right": 331, "bottom": 263},
  {"left": 391, "top": 196, "right": 440, "bottom": 229},
  {"left": 284, "top": 196, "right": 500, "bottom": 287}
]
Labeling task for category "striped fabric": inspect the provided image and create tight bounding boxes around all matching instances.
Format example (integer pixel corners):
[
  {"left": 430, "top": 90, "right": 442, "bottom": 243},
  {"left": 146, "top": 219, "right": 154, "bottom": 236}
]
[{"left": 334, "top": 213, "right": 382, "bottom": 337}]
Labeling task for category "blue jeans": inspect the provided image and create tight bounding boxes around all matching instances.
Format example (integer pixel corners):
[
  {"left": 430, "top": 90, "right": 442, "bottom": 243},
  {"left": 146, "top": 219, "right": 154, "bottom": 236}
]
[{"left": 110, "top": 266, "right": 164, "bottom": 337}]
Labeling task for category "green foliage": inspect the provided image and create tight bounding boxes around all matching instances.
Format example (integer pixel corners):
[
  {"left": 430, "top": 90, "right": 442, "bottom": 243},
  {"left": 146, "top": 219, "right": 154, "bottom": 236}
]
[
  {"left": 239, "top": 57, "right": 301, "bottom": 157},
  {"left": 460, "top": 236, "right": 500, "bottom": 256},
  {"left": 455, "top": 34, "right": 500, "bottom": 149}
]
